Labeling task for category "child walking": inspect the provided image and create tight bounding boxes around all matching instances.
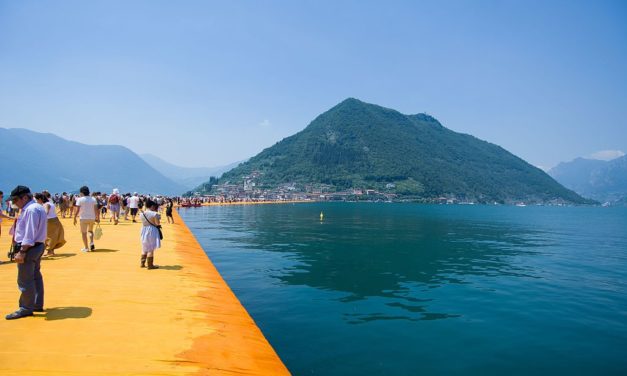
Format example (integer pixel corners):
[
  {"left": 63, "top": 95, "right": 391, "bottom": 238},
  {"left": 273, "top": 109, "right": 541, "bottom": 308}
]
[{"left": 140, "top": 200, "right": 162, "bottom": 269}]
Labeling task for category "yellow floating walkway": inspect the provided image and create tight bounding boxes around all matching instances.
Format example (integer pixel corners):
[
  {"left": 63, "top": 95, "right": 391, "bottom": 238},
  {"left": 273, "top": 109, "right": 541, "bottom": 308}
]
[{"left": 0, "top": 209, "right": 290, "bottom": 375}]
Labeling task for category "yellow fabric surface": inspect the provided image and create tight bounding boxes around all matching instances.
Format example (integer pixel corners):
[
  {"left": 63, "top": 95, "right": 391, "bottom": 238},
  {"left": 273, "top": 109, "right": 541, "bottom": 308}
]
[{"left": 0, "top": 209, "right": 289, "bottom": 375}]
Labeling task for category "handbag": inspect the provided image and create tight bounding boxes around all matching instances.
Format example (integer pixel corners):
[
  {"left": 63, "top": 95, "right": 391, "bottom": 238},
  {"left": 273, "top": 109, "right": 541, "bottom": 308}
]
[
  {"left": 94, "top": 223, "right": 103, "bottom": 240},
  {"left": 143, "top": 212, "right": 163, "bottom": 240}
]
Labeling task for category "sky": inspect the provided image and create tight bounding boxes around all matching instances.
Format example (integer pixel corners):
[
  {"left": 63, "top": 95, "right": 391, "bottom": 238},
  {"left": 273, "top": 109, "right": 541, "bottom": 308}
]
[{"left": 1, "top": 0, "right": 626, "bottom": 170}]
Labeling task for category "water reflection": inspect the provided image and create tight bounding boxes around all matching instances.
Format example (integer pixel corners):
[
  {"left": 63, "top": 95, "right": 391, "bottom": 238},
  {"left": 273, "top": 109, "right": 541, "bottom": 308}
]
[{"left": 190, "top": 204, "right": 548, "bottom": 322}]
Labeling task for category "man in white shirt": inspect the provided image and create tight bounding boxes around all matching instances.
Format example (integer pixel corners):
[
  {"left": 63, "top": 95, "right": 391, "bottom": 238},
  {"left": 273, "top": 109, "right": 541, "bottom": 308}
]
[
  {"left": 128, "top": 192, "right": 140, "bottom": 223},
  {"left": 73, "top": 186, "right": 100, "bottom": 252}
]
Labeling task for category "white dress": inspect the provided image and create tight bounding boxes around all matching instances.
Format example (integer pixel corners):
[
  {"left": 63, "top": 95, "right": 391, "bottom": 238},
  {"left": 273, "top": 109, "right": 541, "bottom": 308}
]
[{"left": 140, "top": 210, "right": 161, "bottom": 253}]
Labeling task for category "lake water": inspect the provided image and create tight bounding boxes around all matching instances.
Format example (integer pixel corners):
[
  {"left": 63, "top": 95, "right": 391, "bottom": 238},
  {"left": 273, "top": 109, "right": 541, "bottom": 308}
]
[{"left": 179, "top": 203, "right": 627, "bottom": 375}]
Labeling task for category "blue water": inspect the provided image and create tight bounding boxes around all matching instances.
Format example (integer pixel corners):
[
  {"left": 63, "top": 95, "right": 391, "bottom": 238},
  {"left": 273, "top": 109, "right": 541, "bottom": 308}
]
[{"left": 179, "top": 203, "right": 627, "bottom": 375}]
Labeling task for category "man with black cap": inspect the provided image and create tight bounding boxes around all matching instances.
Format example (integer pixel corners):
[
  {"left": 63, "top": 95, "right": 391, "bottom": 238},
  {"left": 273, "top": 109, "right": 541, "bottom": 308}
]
[{"left": 6, "top": 185, "right": 47, "bottom": 320}]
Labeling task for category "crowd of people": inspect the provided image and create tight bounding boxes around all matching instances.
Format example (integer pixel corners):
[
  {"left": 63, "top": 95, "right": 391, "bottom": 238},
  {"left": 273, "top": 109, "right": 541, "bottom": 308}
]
[{"left": 1, "top": 185, "right": 179, "bottom": 320}]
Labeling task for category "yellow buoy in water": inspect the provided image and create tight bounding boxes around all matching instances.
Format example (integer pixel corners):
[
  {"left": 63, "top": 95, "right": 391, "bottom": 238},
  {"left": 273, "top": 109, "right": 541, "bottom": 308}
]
[{"left": 320, "top": 211, "right": 324, "bottom": 221}]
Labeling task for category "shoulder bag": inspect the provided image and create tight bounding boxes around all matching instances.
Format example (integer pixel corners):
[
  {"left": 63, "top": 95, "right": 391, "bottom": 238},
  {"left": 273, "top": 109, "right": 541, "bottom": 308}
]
[{"left": 143, "top": 212, "right": 163, "bottom": 240}]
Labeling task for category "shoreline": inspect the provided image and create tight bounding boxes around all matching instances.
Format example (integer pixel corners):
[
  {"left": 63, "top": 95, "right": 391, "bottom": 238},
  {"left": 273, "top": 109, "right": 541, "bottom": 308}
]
[{"left": 179, "top": 199, "right": 604, "bottom": 208}]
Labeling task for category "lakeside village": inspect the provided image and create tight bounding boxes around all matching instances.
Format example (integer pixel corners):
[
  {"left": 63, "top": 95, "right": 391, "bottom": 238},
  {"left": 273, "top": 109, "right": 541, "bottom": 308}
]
[
  {"left": 184, "top": 172, "right": 564, "bottom": 206},
  {"left": 189, "top": 182, "right": 400, "bottom": 204},
  {"left": 186, "top": 172, "right": 412, "bottom": 204}
]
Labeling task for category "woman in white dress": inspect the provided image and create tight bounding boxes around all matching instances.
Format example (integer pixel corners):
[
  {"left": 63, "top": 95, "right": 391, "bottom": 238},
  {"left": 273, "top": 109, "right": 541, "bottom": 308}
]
[{"left": 140, "top": 200, "right": 162, "bottom": 269}]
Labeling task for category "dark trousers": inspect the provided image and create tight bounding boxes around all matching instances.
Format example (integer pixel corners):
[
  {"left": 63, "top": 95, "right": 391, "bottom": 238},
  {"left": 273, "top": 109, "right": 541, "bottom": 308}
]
[{"left": 17, "top": 243, "right": 45, "bottom": 313}]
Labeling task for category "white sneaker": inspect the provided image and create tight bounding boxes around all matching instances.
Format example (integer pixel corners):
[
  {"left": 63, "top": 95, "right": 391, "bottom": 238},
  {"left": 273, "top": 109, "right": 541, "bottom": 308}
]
[{"left": 81, "top": 248, "right": 89, "bottom": 252}]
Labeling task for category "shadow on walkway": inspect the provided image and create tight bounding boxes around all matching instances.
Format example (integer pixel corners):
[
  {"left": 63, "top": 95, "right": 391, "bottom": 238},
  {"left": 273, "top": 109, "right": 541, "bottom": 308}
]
[
  {"left": 1, "top": 253, "right": 77, "bottom": 265},
  {"left": 91, "top": 248, "right": 120, "bottom": 253},
  {"left": 157, "top": 265, "right": 183, "bottom": 271},
  {"left": 44, "top": 306, "right": 93, "bottom": 321},
  {"left": 42, "top": 253, "right": 77, "bottom": 261}
]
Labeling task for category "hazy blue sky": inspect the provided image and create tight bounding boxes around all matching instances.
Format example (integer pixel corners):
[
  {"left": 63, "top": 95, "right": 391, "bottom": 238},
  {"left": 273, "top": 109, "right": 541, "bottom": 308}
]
[{"left": 1, "top": 0, "right": 625, "bottom": 169}]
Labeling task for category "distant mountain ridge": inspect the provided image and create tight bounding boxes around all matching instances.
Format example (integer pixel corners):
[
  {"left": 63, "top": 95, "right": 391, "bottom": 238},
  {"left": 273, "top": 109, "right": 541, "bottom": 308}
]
[
  {"left": 140, "top": 153, "right": 240, "bottom": 189},
  {"left": 213, "top": 98, "right": 590, "bottom": 204},
  {"left": 549, "top": 155, "right": 627, "bottom": 204},
  {"left": 0, "top": 128, "right": 186, "bottom": 195}
]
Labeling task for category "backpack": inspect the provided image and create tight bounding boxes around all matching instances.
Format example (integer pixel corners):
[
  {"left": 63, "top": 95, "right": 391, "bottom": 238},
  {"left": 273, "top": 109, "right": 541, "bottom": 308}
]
[{"left": 109, "top": 194, "right": 119, "bottom": 204}]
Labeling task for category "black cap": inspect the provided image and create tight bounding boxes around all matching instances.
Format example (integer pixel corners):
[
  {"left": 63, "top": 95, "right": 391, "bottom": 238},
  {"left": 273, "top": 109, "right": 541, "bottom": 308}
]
[{"left": 10, "top": 185, "right": 31, "bottom": 199}]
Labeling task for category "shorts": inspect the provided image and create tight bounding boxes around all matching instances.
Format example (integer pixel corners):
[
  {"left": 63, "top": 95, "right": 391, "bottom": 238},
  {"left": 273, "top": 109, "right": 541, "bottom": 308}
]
[
  {"left": 131, "top": 208, "right": 139, "bottom": 216},
  {"left": 80, "top": 219, "right": 95, "bottom": 233},
  {"left": 110, "top": 203, "right": 120, "bottom": 213}
]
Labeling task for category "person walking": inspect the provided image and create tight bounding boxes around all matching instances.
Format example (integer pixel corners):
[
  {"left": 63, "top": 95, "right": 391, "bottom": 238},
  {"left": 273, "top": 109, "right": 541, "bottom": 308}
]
[
  {"left": 99, "top": 193, "right": 108, "bottom": 219},
  {"left": 0, "top": 190, "right": 15, "bottom": 237},
  {"left": 70, "top": 194, "right": 78, "bottom": 217},
  {"left": 122, "top": 194, "right": 130, "bottom": 221},
  {"left": 108, "top": 188, "right": 121, "bottom": 225},
  {"left": 140, "top": 200, "right": 162, "bottom": 269},
  {"left": 128, "top": 192, "right": 140, "bottom": 223},
  {"left": 73, "top": 186, "right": 100, "bottom": 252},
  {"left": 165, "top": 198, "right": 174, "bottom": 224},
  {"left": 5, "top": 185, "right": 47, "bottom": 320},
  {"left": 35, "top": 192, "right": 66, "bottom": 257},
  {"left": 59, "top": 192, "right": 68, "bottom": 218}
]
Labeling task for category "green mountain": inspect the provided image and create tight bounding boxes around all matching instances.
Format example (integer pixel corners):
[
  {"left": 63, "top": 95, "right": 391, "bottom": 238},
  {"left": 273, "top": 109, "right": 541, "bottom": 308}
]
[{"left": 212, "top": 98, "right": 591, "bottom": 204}]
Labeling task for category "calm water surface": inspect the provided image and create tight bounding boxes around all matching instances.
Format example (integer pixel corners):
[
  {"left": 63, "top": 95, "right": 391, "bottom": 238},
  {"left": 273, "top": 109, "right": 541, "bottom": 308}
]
[{"left": 179, "top": 203, "right": 627, "bottom": 375}]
